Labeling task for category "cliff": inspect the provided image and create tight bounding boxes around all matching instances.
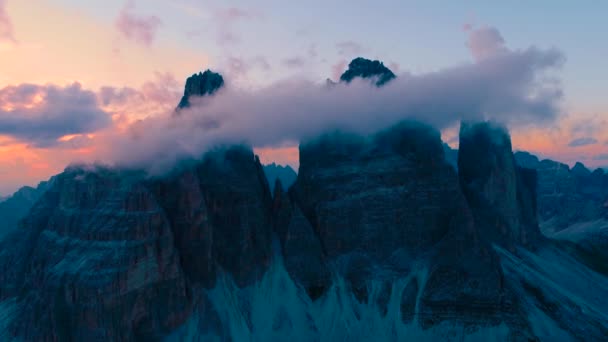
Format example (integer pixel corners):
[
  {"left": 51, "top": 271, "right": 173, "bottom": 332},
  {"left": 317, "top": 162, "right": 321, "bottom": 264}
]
[{"left": 1, "top": 120, "right": 607, "bottom": 340}]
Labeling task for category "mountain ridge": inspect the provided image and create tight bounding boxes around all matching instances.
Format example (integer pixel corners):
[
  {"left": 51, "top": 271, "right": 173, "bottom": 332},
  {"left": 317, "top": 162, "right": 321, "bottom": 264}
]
[
  {"left": 1, "top": 119, "right": 606, "bottom": 340},
  {"left": 0, "top": 64, "right": 606, "bottom": 340}
]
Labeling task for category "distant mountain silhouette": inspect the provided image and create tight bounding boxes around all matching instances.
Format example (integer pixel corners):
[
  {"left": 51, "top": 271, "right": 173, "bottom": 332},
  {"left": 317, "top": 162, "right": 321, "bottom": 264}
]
[
  {"left": 0, "top": 179, "right": 53, "bottom": 239},
  {"left": 263, "top": 163, "right": 297, "bottom": 193}
]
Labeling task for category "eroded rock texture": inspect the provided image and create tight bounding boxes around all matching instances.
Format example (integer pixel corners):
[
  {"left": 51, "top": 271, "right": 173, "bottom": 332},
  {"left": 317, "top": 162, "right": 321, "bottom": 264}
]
[
  {"left": 1, "top": 121, "right": 607, "bottom": 341},
  {"left": 0, "top": 147, "right": 273, "bottom": 341}
]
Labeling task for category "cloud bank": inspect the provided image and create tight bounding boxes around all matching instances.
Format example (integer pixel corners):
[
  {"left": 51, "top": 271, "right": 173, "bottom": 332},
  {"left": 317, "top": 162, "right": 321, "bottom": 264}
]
[
  {"left": 0, "top": 83, "right": 111, "bottom": 147},
  {"left": 99, "top": 26, "right": 564, "bottom": 173}
]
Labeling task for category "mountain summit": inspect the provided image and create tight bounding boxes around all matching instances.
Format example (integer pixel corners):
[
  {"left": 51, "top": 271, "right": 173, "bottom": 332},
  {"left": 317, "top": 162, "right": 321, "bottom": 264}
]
[
  {"left": 176, "top": 69, "right": 224, "bottom": 109},
  {"left": 340, "top": 57, "right": 396, "bottom": 86}
]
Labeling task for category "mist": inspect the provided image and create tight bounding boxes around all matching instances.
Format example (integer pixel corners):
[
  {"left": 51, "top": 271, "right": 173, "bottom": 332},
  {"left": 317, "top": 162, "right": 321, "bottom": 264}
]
[{"left": 101, "top": 28, "right": 564, "bottom": 174}]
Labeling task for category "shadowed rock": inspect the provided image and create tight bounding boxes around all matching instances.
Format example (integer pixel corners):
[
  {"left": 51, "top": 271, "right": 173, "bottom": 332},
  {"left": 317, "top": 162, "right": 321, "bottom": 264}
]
[
  {"left": 0, "top": 180, "right": 53, "bottom": 240},
  {"left": 289, "top": 121, "right": 473, "bottom": 297},
  {"left": 263, "top": 163, "right": 297, "bottom": 194},
  {"left": 0, "top": 147, "right": 274, "bottom": 340},
  {"left": 340, "top": 57, "right": 396, "bottom": 87},
  {"left": 176, "top": 70, "right": 224, "bottom": 110},
  {"left": 458, "top": 121, "right": 542, "bottom": 248}
]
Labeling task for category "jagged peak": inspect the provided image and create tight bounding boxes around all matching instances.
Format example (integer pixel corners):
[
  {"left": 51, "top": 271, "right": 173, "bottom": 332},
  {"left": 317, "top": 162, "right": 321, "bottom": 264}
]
[
  {"left": 572, "top": 161, "right": 591, "bottom": 176},
  {"left": 339, "top": 57, "right": 396, "bottom": 87},
  {"left": 176, "top": 69, "right": 224, "bottom": 110}
]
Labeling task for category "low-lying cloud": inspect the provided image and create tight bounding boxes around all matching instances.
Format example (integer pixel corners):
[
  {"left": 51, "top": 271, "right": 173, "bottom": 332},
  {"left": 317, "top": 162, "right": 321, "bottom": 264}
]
[
  {"left": 101, "top": 26, "right": 564, "bottom": 173},
  {"left": 0, "top": 83, "right": 111, "bottom": 147}
]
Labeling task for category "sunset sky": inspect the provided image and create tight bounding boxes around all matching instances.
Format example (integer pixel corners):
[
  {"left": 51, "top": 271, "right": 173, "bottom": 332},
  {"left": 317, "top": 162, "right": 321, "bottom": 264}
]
[{"left": 1, "top": 0, "right": 607, "bottom": 195}]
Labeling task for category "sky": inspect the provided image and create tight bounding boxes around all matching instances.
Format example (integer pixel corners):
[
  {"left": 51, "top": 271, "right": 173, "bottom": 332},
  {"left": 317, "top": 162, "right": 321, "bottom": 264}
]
[{"left": 0, "top": 0, "right": 607, "bottom": 195}]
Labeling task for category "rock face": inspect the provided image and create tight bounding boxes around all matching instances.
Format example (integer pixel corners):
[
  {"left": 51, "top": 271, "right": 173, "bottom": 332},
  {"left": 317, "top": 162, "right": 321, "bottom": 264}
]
[
  {"left": 1, "top": 120, "right": 607, "bottom": 340},
  {"left": 290, "top": 123, "right": 469, "bottom": 281},
  {"left": 459, "top": 122, "right": 542, "bottom": 248},
  {"left": 0, "top": 179, "right": 53, "bottom": 240},
  {"left": 0, "top": 147, "right": 273, "bottom": 341},
  {"left": 513, "top": 151, "right": 608, "bottom": 278},
  {"left": 514, "top": 151, "right": 608, "bottom": 230},
  {"left": 176, "top": 70, "right": 224, "bottom": 109},
  {"left": 276, "top": 121, "right": 533, "bottom": 336},
  {"left": 339, "top": 57, "right": 396, "bottom": 86}
]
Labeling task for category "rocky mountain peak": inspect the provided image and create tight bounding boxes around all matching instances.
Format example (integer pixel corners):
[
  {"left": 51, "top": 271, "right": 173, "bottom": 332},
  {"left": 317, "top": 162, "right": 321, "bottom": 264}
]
[
  {"left": 458, "top": 121, "right": 541, "bottom": 248},
  {"left": 339, "top": 57, "right": 396, "bottom": 86},
  {"left": 176, "top": 69, "right": 224, "bottom": 109},
  {"left": 571, "top": 161, "right": 591, "bottom": 177}
]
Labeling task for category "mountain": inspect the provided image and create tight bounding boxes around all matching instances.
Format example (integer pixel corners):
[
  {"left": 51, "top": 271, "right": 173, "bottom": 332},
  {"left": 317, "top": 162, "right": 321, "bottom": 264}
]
[
  {"left": 513, "top": 151, "right": 608, "bottom": 230},
  {"left": 513, "top": 151, "right": 608, "bottom": 276},
  {"left": 263, "top": 163, "right": 297, "bottom": 193},
  {"left": 0, "top": 148, "right": 273, "bottom": 340},
  {"left": 176, "top": 69, "right": 224, "bottom": 110},
  {"left": 339, "top": 57, "right": 396, "bottom": 86},
  {"left": 442, "top": 143, "right": 458, "bottom": 170},
  {"left": 0, "top": 120, "right": 607, "bottom": 340},
  {"left": 0, "top": 179, "right": 53, "bottom": 240}
]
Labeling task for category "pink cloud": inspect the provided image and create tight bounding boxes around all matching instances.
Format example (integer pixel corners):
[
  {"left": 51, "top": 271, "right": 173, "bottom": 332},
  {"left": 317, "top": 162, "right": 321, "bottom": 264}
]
[
  {"left": 0, "top": 83, "right": 111, "bottom": 147},
  {"left": 115, "top": 1, "right": 162, "bottom": 46},
  {"left": 98, "top": 72, "right": 181, "bottom": 120},
  {"left": 0, "top": 0, "right": 16, "bottom": 43},
  {"left": 331, "top": 60, "right": 348, "bottom": 80}
]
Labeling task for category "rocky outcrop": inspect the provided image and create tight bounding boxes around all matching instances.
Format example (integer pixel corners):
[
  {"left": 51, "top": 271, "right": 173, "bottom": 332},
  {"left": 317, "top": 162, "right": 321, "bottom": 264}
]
[
  {"left": 278, "top": 121, "right": 519, "bottom": 332},
  {"left": 263, "top": 163, "right": 297, "bottom": 194},
  {"left": 339, "top": 57, "right": 396, "bottom": 86},
  {"left": 0, "top": 147, "right": 273, "bottom": 341},
  {"left": 176, "top": 70, "right": 224, "bottom": 110},
  {"left": 442, "top": 143, "right": 458, "bottom": 171},
  {"left": 0, "top": 179, "right": 53, "bottom": 240},
  {"left": 290, "top": 122, "right": 466, "bottom": 280},
  {"left": 513, "top": 151, "right": 608, "bottom": 279},
  {"left": 459, "top": 122, "right": 542, "bottom": 249},
  {"left": 0, "top": 167, "right": 192, "bottom": 341},
  {"left": 514, "top": 151, "right": 608, "bottom": 230}
]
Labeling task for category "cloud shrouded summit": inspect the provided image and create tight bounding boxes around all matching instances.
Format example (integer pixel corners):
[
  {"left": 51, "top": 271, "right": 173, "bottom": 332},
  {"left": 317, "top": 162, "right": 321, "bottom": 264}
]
[{"left": 100, "top": 27, "right": 564, "bottom": 173}]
